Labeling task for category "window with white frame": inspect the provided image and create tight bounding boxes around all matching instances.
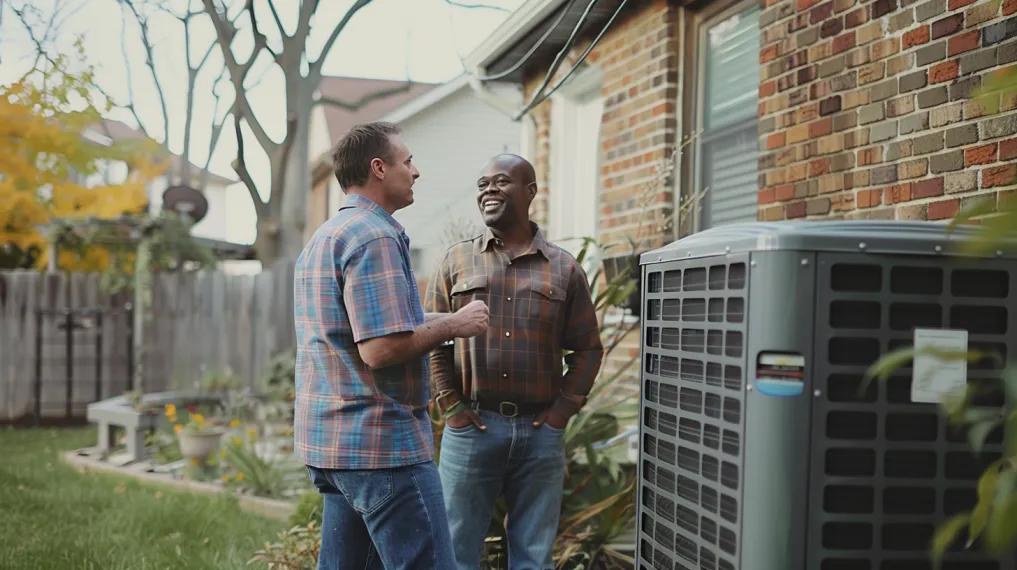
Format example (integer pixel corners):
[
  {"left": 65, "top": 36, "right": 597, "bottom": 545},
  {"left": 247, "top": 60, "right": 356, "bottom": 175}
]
[
  {"left": 692, "top": 1, "right": 761, "bottom": 229},
  {"left": 549, "top": 68, "right": 603, "bottom": 254}
]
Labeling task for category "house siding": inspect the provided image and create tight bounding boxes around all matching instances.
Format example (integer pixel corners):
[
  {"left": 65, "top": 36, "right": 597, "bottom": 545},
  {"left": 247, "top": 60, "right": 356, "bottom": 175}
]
[{"left": 390, "top": 84, "right": 522, "bottom": 278}]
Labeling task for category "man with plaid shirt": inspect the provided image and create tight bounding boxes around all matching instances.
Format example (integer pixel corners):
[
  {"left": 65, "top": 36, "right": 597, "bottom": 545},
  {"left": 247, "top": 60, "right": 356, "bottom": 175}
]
[
  {"left": 294, "top": 122, "right": 488, "bottom": 570},
  {"left": 426, "top": 154, "right": 604, "bottom": 569}
]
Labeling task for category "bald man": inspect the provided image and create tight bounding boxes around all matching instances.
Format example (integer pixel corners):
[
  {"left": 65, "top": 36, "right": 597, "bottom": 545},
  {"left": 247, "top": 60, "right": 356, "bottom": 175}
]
[{"left": 424, "top": 154, "right": 604, "bottom": 569}]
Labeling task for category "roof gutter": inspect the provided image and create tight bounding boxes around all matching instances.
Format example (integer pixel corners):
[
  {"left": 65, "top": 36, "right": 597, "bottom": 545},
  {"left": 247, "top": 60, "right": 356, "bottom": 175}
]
[
  {"left": 463, "top": 0, "right": 569, "bottom": 120},
  {"left": 463, "top": 0, "right": 569, "bottom": 73}
]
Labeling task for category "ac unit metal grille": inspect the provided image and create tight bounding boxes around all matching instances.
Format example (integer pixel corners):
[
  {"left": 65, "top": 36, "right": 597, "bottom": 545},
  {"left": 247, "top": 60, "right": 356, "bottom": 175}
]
[
  {"left": 808, "top": 254, "right": 1017, "bottom": 570},
  {"left": 638, "top": 255, "right": 749, "bottom": 570}
]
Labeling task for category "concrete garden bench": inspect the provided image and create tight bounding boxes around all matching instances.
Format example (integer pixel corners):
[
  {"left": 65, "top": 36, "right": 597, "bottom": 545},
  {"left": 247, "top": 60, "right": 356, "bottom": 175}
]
[{"left": 86, "top": 392, "right": 221, "bottom": 463}]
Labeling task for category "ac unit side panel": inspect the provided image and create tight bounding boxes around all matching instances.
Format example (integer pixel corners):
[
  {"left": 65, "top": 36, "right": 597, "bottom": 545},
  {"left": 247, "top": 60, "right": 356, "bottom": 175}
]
[
  {"left": 638, "top": 253, "right": 751, "bottom": 570},
  {"left": 740, "top": 250, "right": 819, "bottom": 570}
]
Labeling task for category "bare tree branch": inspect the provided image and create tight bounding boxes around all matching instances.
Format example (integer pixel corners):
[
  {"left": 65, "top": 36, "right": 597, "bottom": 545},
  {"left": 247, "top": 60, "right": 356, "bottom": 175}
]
[
  {"left": 192, "top": 16, "right": 219, "bottom": 71},
  {"left": 291, "top": 0, "right": 320, "bottom": 55},
  {"left": 313, "top": 81, "right": 413, "bottom": 111},
  {"left": 118, "top": 7, "right": 158, "bottom": 148},
  {"left": 10, "top": 3, "right": 62, "bottom": 74},
  {"left": 202, "top": 0, "right": 277, "bottom": 152},
  {"left": 308, "top": 0, "right": 372, "bottom": 79},
  {"left": 267, "top": 0, "right": 286, "bottom": 39},
  {"left": 245, "top": 0, "right": 279, "bottom": 62},
  {"left": 444, "top": 0, "right": 509, "bottom": 11},
  {"left": 120, "top": 1, "right": 171, "bottom": 149},
  {"left": 243, "top": 57, "right": 275, "bottom": 91},
  {"left": 200, "top": 98, "right": 235, "bottom": 191},
  {"left": 232, "top": 114, "right": 267, "bottom": 217}
]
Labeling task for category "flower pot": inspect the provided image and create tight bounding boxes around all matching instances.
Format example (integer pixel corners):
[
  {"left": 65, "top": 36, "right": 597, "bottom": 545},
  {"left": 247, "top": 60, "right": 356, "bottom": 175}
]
[{"left": 177, "top": 428, "right": 225, "bottom": 461}]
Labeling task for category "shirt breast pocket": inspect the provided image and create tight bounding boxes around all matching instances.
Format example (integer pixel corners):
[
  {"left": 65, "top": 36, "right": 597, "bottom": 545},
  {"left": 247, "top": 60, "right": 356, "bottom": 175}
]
[
  {"left": 527, "top": 280, "right": 566, "bottom": 324},
  {"left": 450, "top": 275, "right": 488, "bottom": 311}
]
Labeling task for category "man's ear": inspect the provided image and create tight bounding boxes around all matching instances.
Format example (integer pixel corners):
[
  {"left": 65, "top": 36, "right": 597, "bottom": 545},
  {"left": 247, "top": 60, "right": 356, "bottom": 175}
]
[
  {"left": 369, "top": 157, "right": 386, "bottom": 180},
  {"left": 526, "top": 182, "right": 537, "bottom": 202}
]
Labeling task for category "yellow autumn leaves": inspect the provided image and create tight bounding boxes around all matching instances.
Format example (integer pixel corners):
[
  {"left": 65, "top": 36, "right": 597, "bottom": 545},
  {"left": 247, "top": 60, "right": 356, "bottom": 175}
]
[{"left": 0, "top": 68, "right": 163, "bottom": 271}]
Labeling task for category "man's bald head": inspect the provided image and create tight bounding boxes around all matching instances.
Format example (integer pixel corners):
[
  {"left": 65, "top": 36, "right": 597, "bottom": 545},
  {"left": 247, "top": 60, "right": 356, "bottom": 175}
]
[{"left": 484, "top": 154, "right": 536, "bottom": 186}]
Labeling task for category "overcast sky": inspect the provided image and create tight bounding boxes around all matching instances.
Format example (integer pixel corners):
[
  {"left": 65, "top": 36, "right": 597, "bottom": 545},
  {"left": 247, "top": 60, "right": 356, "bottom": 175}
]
[{"left": 0, "top": 0, "right": 523, "bottom": 243}]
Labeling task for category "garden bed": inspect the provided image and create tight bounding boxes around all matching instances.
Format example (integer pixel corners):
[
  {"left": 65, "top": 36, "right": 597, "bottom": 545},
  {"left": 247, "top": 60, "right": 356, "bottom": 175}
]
[{"left": 62, "top": 447, "right": 295, "bottom": 521}]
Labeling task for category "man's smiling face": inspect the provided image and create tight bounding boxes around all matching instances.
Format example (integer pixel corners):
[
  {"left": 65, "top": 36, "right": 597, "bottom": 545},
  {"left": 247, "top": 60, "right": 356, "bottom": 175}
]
[{"left": 475, "top": 156, "right": 535, "bottom": 229}]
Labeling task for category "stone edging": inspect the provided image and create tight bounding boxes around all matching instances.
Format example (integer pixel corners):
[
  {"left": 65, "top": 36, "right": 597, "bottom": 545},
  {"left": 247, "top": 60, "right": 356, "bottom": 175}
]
[{"left": 60, "top": 450, "right": 295, "bottom": 522}]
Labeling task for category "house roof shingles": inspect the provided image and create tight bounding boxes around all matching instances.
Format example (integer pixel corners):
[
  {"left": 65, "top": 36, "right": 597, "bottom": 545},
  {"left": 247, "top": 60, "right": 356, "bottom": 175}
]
[
  {"left": 92, "top": 119, "right": 236, "bottom": 187},
  {"left": 317, "top": 76, "right": 436, "bottom": 142}
]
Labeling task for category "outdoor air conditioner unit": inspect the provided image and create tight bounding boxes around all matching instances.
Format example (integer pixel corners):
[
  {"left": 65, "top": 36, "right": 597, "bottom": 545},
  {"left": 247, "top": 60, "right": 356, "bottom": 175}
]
[{"left": 635, "top": 221, "right": 1017, "bottom": 570}]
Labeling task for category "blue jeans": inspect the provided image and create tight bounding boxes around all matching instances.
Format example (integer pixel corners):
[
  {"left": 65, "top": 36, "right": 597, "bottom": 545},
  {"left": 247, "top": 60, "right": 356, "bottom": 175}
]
[
  {"left": 307, "top": 462, "right": 455, "bottom": 570},
  {"left": 438, "top": 410, "right": 566, "bottom": 570}
]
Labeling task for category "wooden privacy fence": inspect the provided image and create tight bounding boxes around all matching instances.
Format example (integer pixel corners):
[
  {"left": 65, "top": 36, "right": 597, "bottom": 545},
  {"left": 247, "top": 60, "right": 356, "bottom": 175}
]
[{"left": 0, "top": 263, "right": 295, "bottom": 424}]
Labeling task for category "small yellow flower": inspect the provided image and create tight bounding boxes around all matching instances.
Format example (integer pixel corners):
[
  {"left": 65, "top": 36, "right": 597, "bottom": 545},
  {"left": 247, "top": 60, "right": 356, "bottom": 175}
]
[
  {"left": 173, "top": 424, "right": 183, "bottom": 434},
  {"left": 235, "top": 472, "right": 245, "bottom": 481},
  {"left": 191, "top": 413, "right": 205, "bottom": 426},
  {"left": 229, "top": 419, "right": 241, "bottom": 428},
  {"left": 164, "top": 404, "right": 176, "bottom": 417},
  {"left": 231, "top": 436, "right": 243, "bottom": 447},
  {"left": 245, "top": 427, "right": 257, "bottom": 438}
]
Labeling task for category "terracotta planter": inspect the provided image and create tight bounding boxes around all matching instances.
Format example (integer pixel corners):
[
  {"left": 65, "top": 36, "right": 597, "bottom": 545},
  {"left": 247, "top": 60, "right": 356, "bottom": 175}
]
[{"left": 177, "top": 428, "right": 225, "bottom": 461}]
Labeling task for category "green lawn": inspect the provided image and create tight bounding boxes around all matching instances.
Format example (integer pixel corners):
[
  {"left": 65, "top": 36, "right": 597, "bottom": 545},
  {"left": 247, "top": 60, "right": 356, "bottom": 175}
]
[{"left": 0, "top": 427, "right": 286, "bottom": 570}]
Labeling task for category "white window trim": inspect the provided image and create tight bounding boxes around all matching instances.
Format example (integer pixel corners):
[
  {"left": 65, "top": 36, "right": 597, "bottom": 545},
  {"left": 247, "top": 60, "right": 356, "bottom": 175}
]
[{"left": 548, "top": 66, "right": 604, "bottom": 255}]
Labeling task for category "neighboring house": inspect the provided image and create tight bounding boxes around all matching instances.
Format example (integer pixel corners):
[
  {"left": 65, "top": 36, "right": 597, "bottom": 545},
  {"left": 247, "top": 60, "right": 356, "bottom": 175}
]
[
  {"left": 305, "top": 76, "right": 438, "bottom": 244},
  {"left": 307, "top": 75, "right": 522, "bottom": 279},
  {"left": 83, "top": 119, "right": 239, "bottom": 244},
  {"left": 466, "top": 0, "right": 1017, "bottom": 257}
]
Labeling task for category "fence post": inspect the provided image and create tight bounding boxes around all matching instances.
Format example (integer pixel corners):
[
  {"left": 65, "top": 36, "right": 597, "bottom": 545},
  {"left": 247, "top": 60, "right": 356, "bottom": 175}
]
[
  {"left": 34, "top": 309, "right": 43, "bottom": 426},
  {"left": 125, "top": 303, "right": 135, "bottom": 393},
  {"left": 95, "top": 311, "right": 103, "bottom": 402},
  {"left": 65, "top": 309, "right": 73, "bottom": 420}
]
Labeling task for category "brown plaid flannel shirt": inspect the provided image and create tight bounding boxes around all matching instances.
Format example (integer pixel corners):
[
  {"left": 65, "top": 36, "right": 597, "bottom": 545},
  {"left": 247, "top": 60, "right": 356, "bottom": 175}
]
[{"left": 425, "top": 224, "right": 604, "bottom": 410}]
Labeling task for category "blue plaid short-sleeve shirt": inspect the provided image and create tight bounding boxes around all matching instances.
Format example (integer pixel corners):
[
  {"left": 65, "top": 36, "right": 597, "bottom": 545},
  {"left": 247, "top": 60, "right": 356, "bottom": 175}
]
[{"left": 293, "top": 194, "right": 432, "bottom": 470}]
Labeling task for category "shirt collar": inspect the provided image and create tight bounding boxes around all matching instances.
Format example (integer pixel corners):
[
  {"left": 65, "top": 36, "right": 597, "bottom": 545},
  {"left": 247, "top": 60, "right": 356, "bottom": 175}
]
[
  {"left": 342, "top": 194, "right": 407, "bottom": 236},
  {"left": 477, "top": 222, "right": 550, "bottom": 260}
]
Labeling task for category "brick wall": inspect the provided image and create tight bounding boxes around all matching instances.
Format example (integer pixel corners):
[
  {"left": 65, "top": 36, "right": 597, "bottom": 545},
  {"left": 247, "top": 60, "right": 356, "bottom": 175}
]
[
  {"left": 524, "top": 0, "right": 679, "bottom": 253},
  {"left": 758, "top": 0, "right": 1017, "bottom": 221}
]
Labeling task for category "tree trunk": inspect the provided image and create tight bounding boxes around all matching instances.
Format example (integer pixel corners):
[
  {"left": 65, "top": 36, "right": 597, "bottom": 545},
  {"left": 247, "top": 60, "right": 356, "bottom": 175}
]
[
  {"left": 254, "top": 218, "right": 281, "bottom": 263},
  {"left": 277, "top": 81, "right": 315, "bottom": 262}
]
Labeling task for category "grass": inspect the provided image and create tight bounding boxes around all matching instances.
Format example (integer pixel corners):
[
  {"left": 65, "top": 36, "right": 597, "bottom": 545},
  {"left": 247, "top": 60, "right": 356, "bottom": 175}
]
[{"left": 0, "top": 426, "right": 286, "bottom": 569}]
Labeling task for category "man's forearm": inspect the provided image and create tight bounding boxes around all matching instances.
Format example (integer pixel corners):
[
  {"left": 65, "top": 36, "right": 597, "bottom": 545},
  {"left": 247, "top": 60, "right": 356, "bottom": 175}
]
[
  {"left": 358, "top": 314, "right": 460, "bottom": 369},
  {"left": 429, "top": 345, "right": 461, "bottom": 406},
  {"left": 558, "top": 347, "right": 605, "bottom": 410}
]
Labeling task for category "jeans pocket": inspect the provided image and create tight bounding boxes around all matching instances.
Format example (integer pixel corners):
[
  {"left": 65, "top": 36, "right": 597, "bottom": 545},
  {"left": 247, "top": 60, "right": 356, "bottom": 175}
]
[
  {"left": 333, "top": 469, "right": 395, "bottom": 515},
  {"left": 306, "top": 466, "right": 336, "bottom": 493}
]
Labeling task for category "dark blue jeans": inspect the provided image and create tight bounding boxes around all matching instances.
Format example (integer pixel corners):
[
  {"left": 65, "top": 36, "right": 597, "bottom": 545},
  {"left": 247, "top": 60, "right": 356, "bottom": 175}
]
[
  {"left": 307, "top": 462, "right": 455, "bottom": 570},
  {"left": 439, "top": 410, "right": 567, "bottom": 570}
]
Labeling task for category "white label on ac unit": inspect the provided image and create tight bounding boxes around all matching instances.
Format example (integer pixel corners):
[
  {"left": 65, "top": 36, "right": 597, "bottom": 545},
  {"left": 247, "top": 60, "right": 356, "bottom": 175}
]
[{"left": 911, "top": 328, "right": 968, "bottom": 404}]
